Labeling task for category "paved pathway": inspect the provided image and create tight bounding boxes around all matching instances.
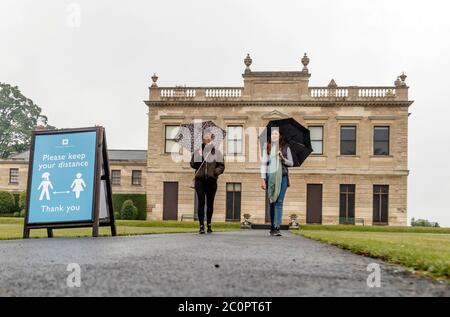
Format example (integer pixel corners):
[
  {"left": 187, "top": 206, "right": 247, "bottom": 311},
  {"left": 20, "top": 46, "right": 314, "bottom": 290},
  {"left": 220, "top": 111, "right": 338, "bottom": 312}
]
[{"left": 0, "top": 230, "right": 448, "bottom": 296}]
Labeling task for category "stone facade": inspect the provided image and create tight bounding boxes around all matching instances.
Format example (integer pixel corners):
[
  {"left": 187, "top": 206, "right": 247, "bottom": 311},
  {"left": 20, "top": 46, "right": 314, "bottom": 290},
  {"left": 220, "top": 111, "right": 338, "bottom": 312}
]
[
  {"left": 145, "top": 54, "right": 412, "bottom": 226},
  {"left": 0, "top": 150, "right": 147, "bottom": 195}
]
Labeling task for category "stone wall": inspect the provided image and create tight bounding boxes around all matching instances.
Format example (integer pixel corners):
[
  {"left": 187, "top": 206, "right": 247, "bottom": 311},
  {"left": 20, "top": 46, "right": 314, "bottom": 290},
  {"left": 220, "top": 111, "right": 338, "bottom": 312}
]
[
  {"left": 146, "top": 103, "right": 409, "bottom": 226},
  {"left": 0, "top": 160, "right": 146, "bottom": 195}
]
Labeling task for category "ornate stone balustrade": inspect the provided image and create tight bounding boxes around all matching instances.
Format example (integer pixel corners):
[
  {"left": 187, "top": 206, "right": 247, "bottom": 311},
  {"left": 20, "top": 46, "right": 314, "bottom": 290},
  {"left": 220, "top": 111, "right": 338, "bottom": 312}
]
[
  {"left": 310, "top": 87, "right": 349, "bottom": 98},
  {"left": 151, "top": 85, "right": 406, "bottom": 102},
  {"left": 157, "top": 87, "right": 243, "bottom": 100},
  {"left": 309, "top": 86, "right": 399, "bottom": 100}
]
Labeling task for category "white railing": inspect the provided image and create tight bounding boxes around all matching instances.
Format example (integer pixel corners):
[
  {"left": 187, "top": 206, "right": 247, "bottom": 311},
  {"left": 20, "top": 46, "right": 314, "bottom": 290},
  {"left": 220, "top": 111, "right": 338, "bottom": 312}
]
[
  {"left": 160, "top": 88, "right": 196, "bottom": 98},
  {"left": 310, "top": 87, "right": 396, "bottom": 100},
  {"left": 310, "top": 88, "right": 349, "bottom": 98},
  {"left": 157, "top": 86, "right": 399, "bottom": 101},
  {"left": 358, "top": 88, "right": 396, "bottom": 98},
  {"left": 160, "top": 89, "right": 174, "bottom": 98},
  {"left": 205, "top": 88, "right": 242, "bottom": 98},
  {"left": 159, "top": 87, "right": 243, "bottom": 100}
]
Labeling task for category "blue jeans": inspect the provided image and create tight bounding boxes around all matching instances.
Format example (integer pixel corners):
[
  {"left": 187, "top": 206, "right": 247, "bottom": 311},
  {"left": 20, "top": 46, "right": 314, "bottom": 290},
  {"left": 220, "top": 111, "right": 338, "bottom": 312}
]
[{"left": 267, "top": 175, "right": 288, "bottom": 230}]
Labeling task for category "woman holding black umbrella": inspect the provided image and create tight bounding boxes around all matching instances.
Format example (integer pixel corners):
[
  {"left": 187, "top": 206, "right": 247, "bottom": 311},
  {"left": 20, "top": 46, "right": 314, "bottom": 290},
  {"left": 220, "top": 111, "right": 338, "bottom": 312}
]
[
  {"left": 190, "top": 132, "right": 225, "bottom": 234},
  {"left": 261, "top": 128, "right": 294, "bottom": 236}
]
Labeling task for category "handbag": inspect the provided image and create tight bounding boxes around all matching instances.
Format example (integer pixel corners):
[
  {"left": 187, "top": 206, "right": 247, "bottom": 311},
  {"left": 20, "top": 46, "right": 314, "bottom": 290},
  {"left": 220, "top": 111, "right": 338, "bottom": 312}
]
[{"left": 190, "top": 150, "right": 212, "bottom": 189}]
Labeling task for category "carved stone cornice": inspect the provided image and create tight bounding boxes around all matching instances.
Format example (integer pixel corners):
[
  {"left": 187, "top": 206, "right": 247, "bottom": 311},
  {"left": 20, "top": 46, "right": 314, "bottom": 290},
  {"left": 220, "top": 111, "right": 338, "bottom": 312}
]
[{"left": 145, "top": 100, "right": 414, "bottom": 108}]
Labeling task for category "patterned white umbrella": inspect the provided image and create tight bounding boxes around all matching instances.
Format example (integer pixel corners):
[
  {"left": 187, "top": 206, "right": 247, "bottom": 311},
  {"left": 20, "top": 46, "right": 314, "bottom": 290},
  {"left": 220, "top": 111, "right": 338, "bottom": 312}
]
[{"left": 174, "top": 120, "right": 226, "bottom": 152}]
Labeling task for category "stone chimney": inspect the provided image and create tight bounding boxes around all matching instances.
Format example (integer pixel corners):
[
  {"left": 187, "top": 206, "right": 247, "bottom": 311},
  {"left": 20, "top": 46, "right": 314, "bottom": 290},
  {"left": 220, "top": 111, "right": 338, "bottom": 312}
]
[{"left": 242, "top": 53, "right": 311, "bottom": 101}]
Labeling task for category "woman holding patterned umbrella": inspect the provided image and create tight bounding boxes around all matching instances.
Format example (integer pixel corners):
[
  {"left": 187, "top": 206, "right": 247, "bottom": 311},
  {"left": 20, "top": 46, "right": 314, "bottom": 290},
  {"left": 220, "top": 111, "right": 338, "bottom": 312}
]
[
  {"left": 175, "top": 121, "right": 226, "bottom": 234},
  {"left": 190, "top": 131, "right": 225, "bottom": 234}
]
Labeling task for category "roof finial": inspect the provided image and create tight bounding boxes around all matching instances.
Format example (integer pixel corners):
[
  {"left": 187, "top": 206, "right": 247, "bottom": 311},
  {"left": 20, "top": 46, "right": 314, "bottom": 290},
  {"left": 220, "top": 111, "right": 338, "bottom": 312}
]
[
  {"left": 394, "top": 76, "right": 401, "bottom": 87},
  {"left": 400, "top": 72, "right": 407, "bottom": 84},
  {"left": 151, "top": 73, "right": 158, "bottom": 87},
  {"left": 244, "top": 53, "right": 252, "bottom": 73},
  {"left": 301, "top": 53, "right": 310, "bottom": 73},
  {"left": 328, "top": 79, "right": 337, "bottom": 88}
]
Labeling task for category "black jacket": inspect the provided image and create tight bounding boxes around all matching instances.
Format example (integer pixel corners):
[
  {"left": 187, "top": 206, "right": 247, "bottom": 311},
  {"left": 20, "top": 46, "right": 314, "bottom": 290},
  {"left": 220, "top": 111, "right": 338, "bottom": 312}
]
[{"left": 190, "top": 143, "right": 225, "bottom": 179}]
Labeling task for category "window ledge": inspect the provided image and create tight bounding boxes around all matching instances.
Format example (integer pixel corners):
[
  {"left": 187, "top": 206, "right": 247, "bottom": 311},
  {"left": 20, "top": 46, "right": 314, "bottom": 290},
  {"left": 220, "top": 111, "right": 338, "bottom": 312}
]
[
  {"left": 161, "top": 152, "right": 181, "bottom": 156},
  {"left": 225, "top": 154, "right": 245, "bottom": 159},
  {"left": 370, "top": 155, "right": 393, "bottom": 158},
  {"left": 8, "top": 183, "right": 19, "bottom": 185},
  {"left": 337, "top": 155, "right": 360, "bottom": 158}
]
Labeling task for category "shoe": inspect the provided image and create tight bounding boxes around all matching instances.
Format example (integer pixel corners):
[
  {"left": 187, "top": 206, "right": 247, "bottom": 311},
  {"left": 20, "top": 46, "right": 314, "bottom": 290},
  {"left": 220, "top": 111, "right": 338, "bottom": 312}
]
[
  {"left": 199, "top": 225, "right": 205, "bottom": 234},
  {"left": 207, "top": 224, "right": 213, "bottom": 233},
  {"left": 270, "top": 229, "right": 276, "bottom": 236},
  {"left": 274, "top": 229, "right": 282, "bottom": 237}
]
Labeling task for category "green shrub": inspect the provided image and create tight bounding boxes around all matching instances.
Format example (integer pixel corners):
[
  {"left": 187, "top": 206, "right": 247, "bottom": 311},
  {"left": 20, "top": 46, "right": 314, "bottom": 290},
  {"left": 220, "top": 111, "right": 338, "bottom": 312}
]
[
  {"left": 20, "top": 209, "right": 26, "bottom": 218},
  {"left": 13, "top": 212, "right": 20, "bottom": 218},
  {"left": 112, "top": 194, "right": 147, "bottom": 220},
  {"left": 0, "top": 191, "right": 15, "bottom": 214},
  {"left": 114, "top": 211, "right": 121, "bottom": 220},
  {"left": 120, "top": 200, "right": 138, "bottom": 220},
  {"left": 11, "top": 193, "right": 21, "bottom": 213},
  {"left": 0, "top": 213, "right": 15, "bottom": 217},
  {"left": 19, "top": 191, "right": 27, "bottom": 212}
]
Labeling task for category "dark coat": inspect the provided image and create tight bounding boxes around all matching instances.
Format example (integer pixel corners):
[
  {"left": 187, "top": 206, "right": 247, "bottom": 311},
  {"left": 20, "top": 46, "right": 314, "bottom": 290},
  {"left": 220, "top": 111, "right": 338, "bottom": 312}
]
[{"left": 190, "top": 144, "right": 225, "bottom": 179}]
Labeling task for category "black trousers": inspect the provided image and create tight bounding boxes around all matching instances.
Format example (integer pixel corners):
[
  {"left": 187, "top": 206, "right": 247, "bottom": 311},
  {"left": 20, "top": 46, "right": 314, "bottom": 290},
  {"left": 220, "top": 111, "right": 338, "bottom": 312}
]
[{"left": 195, "top": 177, "right": 217, "bottom": 225}]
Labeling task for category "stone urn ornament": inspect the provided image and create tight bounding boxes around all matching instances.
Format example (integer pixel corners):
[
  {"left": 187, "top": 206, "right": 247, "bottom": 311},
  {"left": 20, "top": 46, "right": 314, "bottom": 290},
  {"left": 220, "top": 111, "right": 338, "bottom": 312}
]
[
  {"left": 241, "top": 213, "right": 252, "bottom": 229},
  {"left": 289, "top": 214, "right": 300, "bottom": 230}
]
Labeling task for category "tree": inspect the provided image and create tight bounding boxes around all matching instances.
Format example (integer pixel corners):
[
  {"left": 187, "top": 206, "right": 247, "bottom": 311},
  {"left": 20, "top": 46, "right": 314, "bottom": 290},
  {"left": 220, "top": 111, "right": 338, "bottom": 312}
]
[
  {"left": 0, "top": 83, "right": 54, "bottom": 158},
  {"left": 411, "top": 218, "right": 439, "bottom": 227}
]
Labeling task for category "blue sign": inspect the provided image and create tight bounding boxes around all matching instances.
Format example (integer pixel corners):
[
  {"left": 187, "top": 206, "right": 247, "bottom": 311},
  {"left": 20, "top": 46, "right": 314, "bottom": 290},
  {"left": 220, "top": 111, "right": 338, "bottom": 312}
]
[{"left": 27, "top": 131, "right": 98, "bottom": 224}]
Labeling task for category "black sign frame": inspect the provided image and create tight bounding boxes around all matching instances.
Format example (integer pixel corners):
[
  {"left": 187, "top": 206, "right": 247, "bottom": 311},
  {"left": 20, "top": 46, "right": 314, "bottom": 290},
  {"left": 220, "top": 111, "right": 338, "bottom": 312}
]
[{"left": 23, "top": 126, "right": 117, "bottom": 238}]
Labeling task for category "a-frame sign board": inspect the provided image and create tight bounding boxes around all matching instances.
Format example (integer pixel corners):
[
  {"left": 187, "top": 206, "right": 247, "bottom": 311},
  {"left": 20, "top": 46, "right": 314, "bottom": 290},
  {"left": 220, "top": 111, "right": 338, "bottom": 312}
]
[{"left": 23, "top": 127, "right": 116, "bottom": 238}]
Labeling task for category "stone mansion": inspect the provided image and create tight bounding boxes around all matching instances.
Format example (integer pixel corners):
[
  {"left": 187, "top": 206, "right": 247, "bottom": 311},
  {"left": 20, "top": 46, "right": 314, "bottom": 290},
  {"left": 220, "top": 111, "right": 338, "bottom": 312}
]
[
  {"left": 0, "top": 54, "right": 413, "bottom": 225},
  {"left": 145, "top": 54, "right": 412, "bottom": 226}
]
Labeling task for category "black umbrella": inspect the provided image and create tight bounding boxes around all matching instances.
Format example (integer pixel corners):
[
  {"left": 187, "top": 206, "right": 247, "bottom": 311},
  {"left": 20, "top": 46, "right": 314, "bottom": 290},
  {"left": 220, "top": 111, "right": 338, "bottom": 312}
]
[
  {"left": 260, "top": 118, "right": 313, "bottom": 167},
  {"left": 174, "top": 120, "right": 226, "bottom": 152}
]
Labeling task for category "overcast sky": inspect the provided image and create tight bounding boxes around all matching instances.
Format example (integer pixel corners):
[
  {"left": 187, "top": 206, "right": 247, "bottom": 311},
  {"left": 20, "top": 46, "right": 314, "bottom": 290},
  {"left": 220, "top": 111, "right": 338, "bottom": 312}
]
[{"left": 1, "top": 0, "right": 449, "bottom": 226}]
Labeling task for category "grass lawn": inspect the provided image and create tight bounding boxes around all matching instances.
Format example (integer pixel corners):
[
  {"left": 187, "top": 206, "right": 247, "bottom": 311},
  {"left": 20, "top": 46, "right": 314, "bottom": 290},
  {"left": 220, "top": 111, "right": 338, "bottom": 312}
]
[
  {"left": 0, "top": 218, "right": 240, "bottom": 240},
  {"left": 292, "top": 226, "right": 450, "bottom": 280}
]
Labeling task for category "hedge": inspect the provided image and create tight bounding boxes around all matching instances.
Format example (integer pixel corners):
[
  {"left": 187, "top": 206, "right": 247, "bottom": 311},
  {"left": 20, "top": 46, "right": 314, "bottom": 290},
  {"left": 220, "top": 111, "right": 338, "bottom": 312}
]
[
  {"left": 112, "top": 194, "right": 147, "bottom": 220},
  {"left": 12, "top": 193, "right": 21, "bottom": 213},
  {"left": 0, "top": 213, "right": 15, "bottom": 217},
  {"left": 0, "top": 192, "right": 147, "bottom": 220},
  {"left": 0, "top": 191, "right": 25, "bottom": 217},
  {"left": 19, "top": 191, "right": 27, "bottom": 212},
  {"left": 0, "top": 191, "right": 15, "bottom": 214}
]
